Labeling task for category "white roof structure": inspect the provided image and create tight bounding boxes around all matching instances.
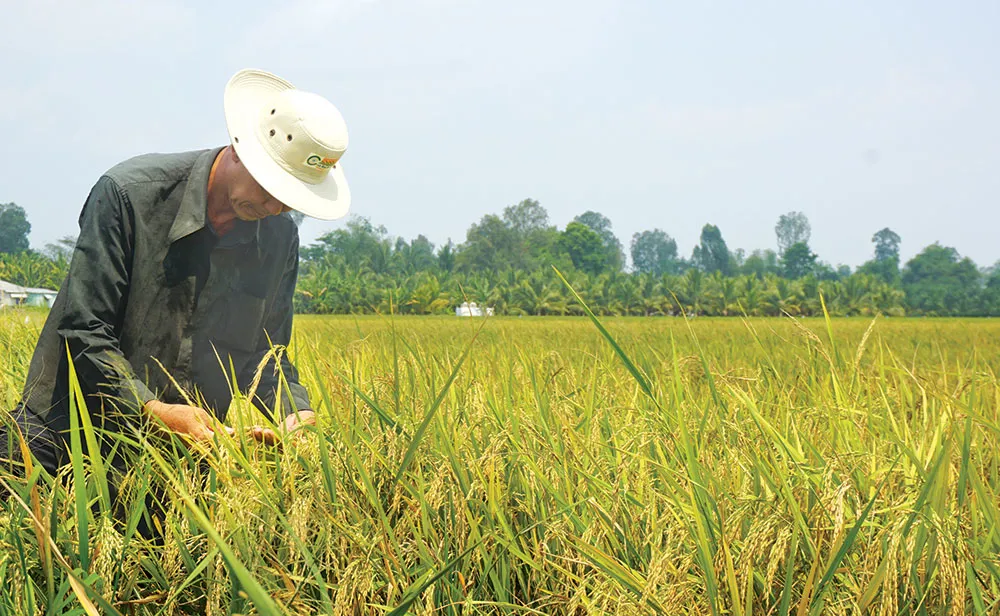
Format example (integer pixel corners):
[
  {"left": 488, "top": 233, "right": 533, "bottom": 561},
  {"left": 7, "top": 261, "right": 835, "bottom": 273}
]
[
  {"left": 0, "top": 280, "right": 28, "bottom": 299},
  {"left": 0, "top": 279, "right": 57, "bottom": 295},
  {"left": 0, "top": 279, "right": 58, "bottom": 307},
  {"left": 455, "top": 301, "right": 495, "bottom": 317}
]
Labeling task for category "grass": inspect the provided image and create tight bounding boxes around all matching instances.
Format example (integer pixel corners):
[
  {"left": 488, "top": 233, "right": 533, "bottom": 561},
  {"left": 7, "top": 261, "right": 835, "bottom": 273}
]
[{"left": 0, "top": 307, "right": 999, "bottom": 614}]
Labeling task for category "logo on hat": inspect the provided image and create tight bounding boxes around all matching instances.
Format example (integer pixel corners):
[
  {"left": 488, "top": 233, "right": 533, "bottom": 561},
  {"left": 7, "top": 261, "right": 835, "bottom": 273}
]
[{"left": 306, "top": 154, "right": 338, "bottom": 169}]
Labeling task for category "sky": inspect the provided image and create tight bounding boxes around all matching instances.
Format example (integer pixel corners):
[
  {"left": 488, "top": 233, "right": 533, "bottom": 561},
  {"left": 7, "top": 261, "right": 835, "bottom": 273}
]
[{"left": 2, "top": 0, "right": 998, "bottom": 269}]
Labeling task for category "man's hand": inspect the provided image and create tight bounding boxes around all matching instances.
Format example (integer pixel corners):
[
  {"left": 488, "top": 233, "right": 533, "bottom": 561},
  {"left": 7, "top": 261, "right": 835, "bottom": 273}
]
[
  {"left": 249, "top": 410, "right": 315, "bottom": 445},
  {"left": 144, "top": 400, "right": 234, "bottom": 442}
]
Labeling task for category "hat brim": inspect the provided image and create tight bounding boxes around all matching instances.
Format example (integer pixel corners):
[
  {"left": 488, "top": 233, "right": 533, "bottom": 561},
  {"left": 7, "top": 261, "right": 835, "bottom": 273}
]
[{"left": 223, "top": 69, "right": 351, "bottom": 221}]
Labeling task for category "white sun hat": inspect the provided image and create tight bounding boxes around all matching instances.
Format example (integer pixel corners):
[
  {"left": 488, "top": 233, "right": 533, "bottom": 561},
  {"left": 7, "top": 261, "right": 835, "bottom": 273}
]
[{"left": 223, "top": 69, "right": 350, "bottom": 221}]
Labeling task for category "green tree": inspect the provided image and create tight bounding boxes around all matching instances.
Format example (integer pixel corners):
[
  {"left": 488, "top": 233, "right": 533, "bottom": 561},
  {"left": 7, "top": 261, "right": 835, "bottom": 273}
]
[
  {"left": 858, "top": 227, "right": 902, "bottom": 284},
  {"left": 732, "top": 248, "right": 746, "bottom": 269},
  {"left": 902, "top": 243, "right": 980, "bottom": 315},
  {"left": 706, "top": 272, "right": 741, "bottom": 316},
  {"left": 0, "top": 251, "right": 69, "bottom": 290},
  {"left": 456, "top": 214, "right": 516, "bottom": 273},
  {"left": 781, "top": 242, "right": 818, "bottom": 279},
  {"left": 741, "top": 249, "right": 779, "bottom": 279},
  {"left": 502, "top": 198, "right": 549, "bottom": 236},
  {"left": 0, "top": 202, "right": 31, "bottom": 254},
  {"left": 739, "top": 275, "right": 765, "bottom": 315},
  {"left": 559, "top": 222, "right": 607, "bottom": 275},
  {"left": 813, "top": 261, "right": 842, "bottom": 281},
  {"left": 403, "top": 272, "right": 450, "bottom": 314},
  {"left": 573, "top": 211, "right": 625, "bottom": 271},
  {"left": 692, "top": 224, "right": 731, "bottom": 275},
  {"left": 763, "top": 276, "right": 803, "bottom": 316},
  {"left": 503, "top": 199, "right": 565, "bottom": 271},
  {"left": 512, "top": 272, "right": 566, "bottom": 315},
  {"left": 391, "top": 234, "right": 436, "bottom": 273},
  {"left": 459, "top": 198, "right": 561, "bottom": 272},
  {"left": 775, "top": 211, "right": 811, "bottom": 255},
  {"left": 873, "top": 227, "right": 901, "bottom": 262},
  {"left": 670, "top": 269, "right": 707, "bottom": 315},
  {"left": 630, "top": 229, "right": 679, "bottom": 275},
  {"left": 303, "top": 216, "right": 392, "bottom": 272},
  {"left": 437, "top": 240, "right": 456, "bottom": 273},
  {"left": 980, "top": 261, "right": 1000, "bottom": 316}
]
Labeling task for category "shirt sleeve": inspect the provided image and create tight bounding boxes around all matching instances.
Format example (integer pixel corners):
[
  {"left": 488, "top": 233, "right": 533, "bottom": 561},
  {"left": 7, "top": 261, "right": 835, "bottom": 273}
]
[
  {"left": 55, "top": 176, "right": 156, "bottom": 415},
  {"left": 246, "top": 230, "right": 312, "bottom": 418}
]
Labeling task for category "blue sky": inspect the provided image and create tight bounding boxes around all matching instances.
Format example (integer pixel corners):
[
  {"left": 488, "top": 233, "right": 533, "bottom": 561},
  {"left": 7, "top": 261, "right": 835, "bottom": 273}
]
[{"left": 2, "top": 1, "right": 998, "bottom": 268}]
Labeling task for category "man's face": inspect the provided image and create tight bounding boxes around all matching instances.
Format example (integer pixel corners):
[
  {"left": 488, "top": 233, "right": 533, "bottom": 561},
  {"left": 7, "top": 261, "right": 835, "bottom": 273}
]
[{"left": 228, "top": 153, "right": 292, "bottom": 221}]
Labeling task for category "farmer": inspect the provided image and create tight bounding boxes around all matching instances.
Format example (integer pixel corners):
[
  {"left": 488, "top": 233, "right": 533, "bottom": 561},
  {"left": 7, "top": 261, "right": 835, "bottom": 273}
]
[{"left": 3, "top": 69, "right": 349, "bottom": 480}]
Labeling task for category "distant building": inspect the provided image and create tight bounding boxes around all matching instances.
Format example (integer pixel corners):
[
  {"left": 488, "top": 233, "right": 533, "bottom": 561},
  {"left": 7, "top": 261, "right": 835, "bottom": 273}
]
[
  {"left": 0, "top": 279, "right": 58, "bottom": 308},
  {"left": 455, "top": 301, "right": 494, "bottom": 317}
]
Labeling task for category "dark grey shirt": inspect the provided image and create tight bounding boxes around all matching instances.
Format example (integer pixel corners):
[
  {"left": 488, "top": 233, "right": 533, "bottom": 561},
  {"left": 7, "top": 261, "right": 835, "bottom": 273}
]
[{"left": 21, "top": 148, "right": 311, "bottom": 437}]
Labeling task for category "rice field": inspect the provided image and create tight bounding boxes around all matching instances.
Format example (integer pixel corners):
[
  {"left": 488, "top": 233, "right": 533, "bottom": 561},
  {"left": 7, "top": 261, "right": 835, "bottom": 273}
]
[{"left": 1, "top": 307, "right": 999, "bottom": 614}]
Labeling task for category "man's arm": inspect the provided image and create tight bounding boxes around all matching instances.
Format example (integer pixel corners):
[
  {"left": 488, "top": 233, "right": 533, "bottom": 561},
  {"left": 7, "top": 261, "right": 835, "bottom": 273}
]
[
  {"left": 58, "top": 176, "right": 227, "bottom": 441},
  {"left": 56, "top": 176, "right": 155, "bottom": 414}
]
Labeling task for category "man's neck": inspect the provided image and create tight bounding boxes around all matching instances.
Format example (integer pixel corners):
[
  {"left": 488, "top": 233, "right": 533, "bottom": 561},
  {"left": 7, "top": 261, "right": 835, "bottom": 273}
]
[{"left": 205, "top": 149, "right": 236, "bottom": 236}]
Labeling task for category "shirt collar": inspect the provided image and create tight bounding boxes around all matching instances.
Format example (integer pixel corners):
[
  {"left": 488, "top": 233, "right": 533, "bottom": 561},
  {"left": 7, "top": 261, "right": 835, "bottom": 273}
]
[
  {"left": 167, "top": 146, "right": 263, "bottom": 258},
  {"left": 168, "top": 147, "right": 223, "bottom": 244}
]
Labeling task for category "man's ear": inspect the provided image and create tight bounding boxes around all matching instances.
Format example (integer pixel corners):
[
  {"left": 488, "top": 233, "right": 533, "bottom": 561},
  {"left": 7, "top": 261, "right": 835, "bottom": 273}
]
[{"left": 229, "top": 144, "right": 241, "bottom": 164}]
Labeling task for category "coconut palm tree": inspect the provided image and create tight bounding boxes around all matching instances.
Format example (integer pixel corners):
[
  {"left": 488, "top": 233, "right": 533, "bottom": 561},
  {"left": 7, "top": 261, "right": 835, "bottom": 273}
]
[
  {"left": 672, "top": 269, "right": 707, "bottom": 316},
  {"left": 513, "top": 274, "right": 567, "bottom": 315},
  {"left": 738, "top": 275, "right": 764, "bottom": 316},
  {"left": 869, "top": 278, "right": 905, "bottom": 316},
  {"left": 763, "top": 275, "right": 802, "bottom": 316},
  {"left": 706, "top": 272, "right": 742, "bottom": 316},
  {"left": 632, "top": 273, "right": 666, "bottom": 316},
  {"left": 836, "top": 274, "right": 872, "bottom": 316},
  {"left": 799, "top": 276, "right": 823, "bottom": 316},
  {"left": 609, "top": 273, "right": 644, "bottom": 316},
  {"left": 402, "top": 272, "right": 451, "bottom": 314}
]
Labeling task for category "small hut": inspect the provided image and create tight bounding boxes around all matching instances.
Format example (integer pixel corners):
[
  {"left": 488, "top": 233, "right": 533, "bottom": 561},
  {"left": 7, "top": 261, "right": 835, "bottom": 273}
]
[
  {"left": 455, "top": 301, "right": 494, "bottom": 317},
  {"left": 0, "top": 279, "right": 58, "bottom": 308}
]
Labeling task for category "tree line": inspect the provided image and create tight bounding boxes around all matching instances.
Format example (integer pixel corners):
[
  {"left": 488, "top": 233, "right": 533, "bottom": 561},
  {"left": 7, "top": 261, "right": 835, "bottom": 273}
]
[{"left": 2, "top": 199, "right": 999, "bottom": 316}]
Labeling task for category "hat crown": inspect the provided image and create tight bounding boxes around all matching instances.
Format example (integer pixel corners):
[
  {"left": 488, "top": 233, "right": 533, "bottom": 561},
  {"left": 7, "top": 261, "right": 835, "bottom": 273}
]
[{"left": 256, "top": 90, "right": 349, "bottom": 185}]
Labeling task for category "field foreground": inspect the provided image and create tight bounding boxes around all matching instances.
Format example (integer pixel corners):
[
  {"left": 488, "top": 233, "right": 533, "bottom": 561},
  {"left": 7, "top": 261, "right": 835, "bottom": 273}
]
[{"left": 1, "top": 311, "right": 999, "bottom": 615}]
